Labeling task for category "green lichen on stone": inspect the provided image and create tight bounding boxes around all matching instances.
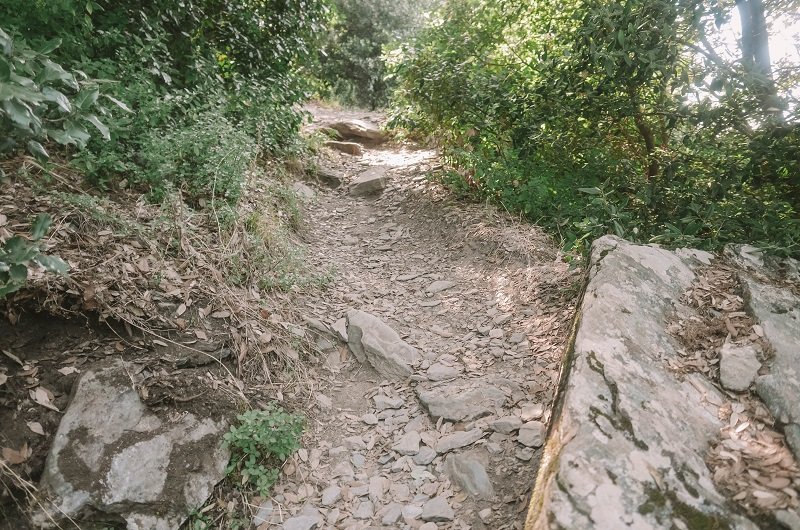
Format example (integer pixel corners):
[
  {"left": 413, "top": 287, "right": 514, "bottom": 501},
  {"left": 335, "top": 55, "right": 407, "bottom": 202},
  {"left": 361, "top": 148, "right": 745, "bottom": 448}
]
[{"left": 638, "top": 485, "right": 732, "bottom": 530}]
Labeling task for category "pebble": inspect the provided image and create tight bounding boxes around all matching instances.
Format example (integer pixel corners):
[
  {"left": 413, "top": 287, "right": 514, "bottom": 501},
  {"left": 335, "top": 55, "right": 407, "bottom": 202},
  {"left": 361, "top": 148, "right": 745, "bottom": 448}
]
[
  {"left": 252, "top": 500, "right": 273, "bottom": 526},
  {"left": 489, "top": 328, "right": 504, "bottom": 339},
  {"left": 420, "top": 523, "right": 438, "bottom": 530},
  {"left": 343, "top": 436, "right": 366, "bottom": 450},
  {"left": 479, "top": 508, "right": 492, "bottom": 523},
  {"left": 361, "top": 413, "right": 378, "bottom": 425},
  {"left": 426, "top": 363, "right": 461, "bottom": 381},
  {"left": 516, "top": 447, "right": 535, "bottom": 461}
]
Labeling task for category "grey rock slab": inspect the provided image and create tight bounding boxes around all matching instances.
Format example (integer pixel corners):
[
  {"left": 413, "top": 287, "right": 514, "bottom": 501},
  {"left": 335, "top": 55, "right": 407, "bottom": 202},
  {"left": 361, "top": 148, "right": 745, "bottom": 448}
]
[
  {"left": 444, "top": 454, "right": 494, "bottom": 500},
  {"left": 718, "top": 340, "right": 761, "bottom": 392},
  {"left": 420, "top": 523, "right": 438, "bottom": 530},
  {"left": 316, "top": 167, "right": 345, "bottom": 188},
  {"left": 519, "top": 403, "right": 544, "bottom": 422},
  {"left": 517, "top": 421, "right": 545, "bottom": 448},
  {"left": 425, "top": 280, "right": 456, "bottom": 294},
  {"left": 525, "top": 236, "right": 761, "bottom": 530},
  {"left": 347, "top": 309, "right": 421, "bottom": 379},
  {"left": 394, "top": 431, "right": 421, "bottom": 456},
  {"left": 350, "top": 166, "right": 389, "bottom": 196},
  {"left": 421, "top": 496, "right": 454, "bottom": 522},
  {"left": 327, "top": 119, "right": 388, "bottom": 143},
  {"left": 324, "top": 140, "right": 363, "bottom": 156},
  {"left": 416, "top": 380, "right": 506, "bottom": 422},
  {"left": 436, "top": 429, "right": 486, "bottom": 454},
  {"left": 35, "top": 360, "right": 230, "bottom": 530},
  {"left": 744, "top": 276, "right": 800, "bottom": 458}
]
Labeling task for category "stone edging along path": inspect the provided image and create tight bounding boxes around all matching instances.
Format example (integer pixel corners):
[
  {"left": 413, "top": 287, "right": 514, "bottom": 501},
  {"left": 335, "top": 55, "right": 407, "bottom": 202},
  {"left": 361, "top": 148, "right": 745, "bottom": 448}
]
[{"left": 524, "top": 236, "right": 800, "bottom": 530}]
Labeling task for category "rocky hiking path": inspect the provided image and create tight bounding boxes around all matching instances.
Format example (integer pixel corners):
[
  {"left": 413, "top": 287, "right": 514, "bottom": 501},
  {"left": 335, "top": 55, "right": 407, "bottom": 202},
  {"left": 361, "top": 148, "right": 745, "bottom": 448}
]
[{"left": 253, "top": 104, "right": 580, "bottom": 530}]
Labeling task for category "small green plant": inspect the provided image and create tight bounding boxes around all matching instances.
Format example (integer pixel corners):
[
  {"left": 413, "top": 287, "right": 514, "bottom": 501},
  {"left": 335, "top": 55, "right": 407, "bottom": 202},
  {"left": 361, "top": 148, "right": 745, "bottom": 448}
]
[
  {"left": 224, "top": 404, "right": 305, "bottom": 496},
  {"left": 0, "top": 213, "right": 68, "bottom": 298}
]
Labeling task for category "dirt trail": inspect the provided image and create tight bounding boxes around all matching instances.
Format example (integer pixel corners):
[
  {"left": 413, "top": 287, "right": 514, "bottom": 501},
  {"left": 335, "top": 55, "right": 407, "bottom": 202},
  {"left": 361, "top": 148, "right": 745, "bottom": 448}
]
[{"left": 260, "top": 104, "right": 580, "bottom": 529}]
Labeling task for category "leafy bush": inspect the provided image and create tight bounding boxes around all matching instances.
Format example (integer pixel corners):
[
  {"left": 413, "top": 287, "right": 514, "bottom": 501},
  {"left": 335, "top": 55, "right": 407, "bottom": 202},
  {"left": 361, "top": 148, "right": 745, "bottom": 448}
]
[
  {"left": 135, "top": 110, "right": 257, "bottom": 205},
  {"left": 0, "top": 214, "right": 68, "bottom": 298},
  {"left": 390, "top": 0, "right": 800, "bottom": 257},
  {"left": 224, "top": 405, "right": 305, "bottom": 496},
  {"left": 0, "top": 27, "right": 117, "bottom": 161}
]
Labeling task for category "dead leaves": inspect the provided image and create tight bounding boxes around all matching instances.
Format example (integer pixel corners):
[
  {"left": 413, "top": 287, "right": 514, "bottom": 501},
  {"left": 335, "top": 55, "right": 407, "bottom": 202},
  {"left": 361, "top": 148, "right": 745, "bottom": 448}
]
[
  {"left": 29, "top": 386, "right": 59, "bottom": 412},
  {"left": 1, "top": 443, "right": 31, "bottom": 465},
  {"left": 709, "top": 400, "right": 800, "bottom": 514}
]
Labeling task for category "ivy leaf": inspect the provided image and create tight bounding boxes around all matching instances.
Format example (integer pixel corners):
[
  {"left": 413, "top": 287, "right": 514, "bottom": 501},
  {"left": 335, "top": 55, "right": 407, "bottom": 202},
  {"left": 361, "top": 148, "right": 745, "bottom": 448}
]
[
  {"left": 103, "top": 94, "right": 133, "bottom": 113},
  {"left": 73, "top": 86, "right": 99, "bottom": 111},
  {"left": 34, "top": 255, "right": 69, "bottom": 274},
  {"left": 26, "top": 140, "right": 49, "bottom": 161},
  {"left": 31, "top": 214, "right": 52, "bottom": 241},
  {"left": 42, "top": 87, "right": 72, "bottom": 112},
  {"left": 0, "top": 237, "right": 39, "bottom": 263},
  {"left": 84, "top": 114, "right": 110, "bottom": 140}
]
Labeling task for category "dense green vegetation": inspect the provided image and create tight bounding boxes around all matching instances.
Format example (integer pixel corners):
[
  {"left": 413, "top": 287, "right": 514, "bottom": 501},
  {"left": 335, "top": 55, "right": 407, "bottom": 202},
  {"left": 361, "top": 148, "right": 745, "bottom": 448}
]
[
  {"left": 1, "top": 0, "right": 327, "bottom": 202},
  {"left": 314, "top": 0, "right": 439, "bottom": 108},
  {"left": 390, "top": 0, "right": 800, "bottom": 256}
]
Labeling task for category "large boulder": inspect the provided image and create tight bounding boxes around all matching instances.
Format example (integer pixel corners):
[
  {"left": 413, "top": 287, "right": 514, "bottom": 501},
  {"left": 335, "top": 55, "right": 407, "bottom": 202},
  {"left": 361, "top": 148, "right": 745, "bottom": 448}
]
[
  {"left": 744, "top": 277, "right": 800, "bottom": 459},
  {"left": 525, "top": 236, "right": 759, "bottom": 530},
  {"left": 346, "top": 309, "right": 421, "bottom": 379},
  {"left": 326, "top": 120, "right": 388, "bottom": 143},
  {"left": 349, "top": 166, "right": 388, "bottom": 197},
  {"left": 35, "top": 361, "right": 230, "bottom": 530}
]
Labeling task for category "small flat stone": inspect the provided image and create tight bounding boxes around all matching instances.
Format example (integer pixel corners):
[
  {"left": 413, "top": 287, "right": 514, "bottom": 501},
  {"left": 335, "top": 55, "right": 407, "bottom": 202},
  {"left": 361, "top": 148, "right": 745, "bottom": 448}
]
[
  {"left": 353, "top": 500, "right": 375, "bottom": 519},
  {"left": 394, "top": 431, "right": 421, "bottom": 456},
  {"left": 426, "top": 280, "right": 456, "bottom": 294},
  {"left": 445, "top": 454, "right": 494, "bottom": 500},
  {"left": 361, "top": 413, "right": 379, "bottom": 425},
  {"left": 281, "top": 514, "right": 321, "bottom": 530},
  {"left": 488, "top": 328, "right": 504, "bottom": 339},
  {"left": 436, "top": 429, "right": 486, "bottom": 454},
  {"left": 479, "top": 508, "right": 492, "bottom": 523},
  {"left": 382, "top": 503, "right": 403, "bottom": 525},
  {"left": 413, "top": 446, "right": 437, "bottom": 465},
  {"left": 325, "top": 140, "right": 363, "bottom": 156},
  {"left": 426, "top": 363, "right": 460, "bottom": 381},
  {"left": 509, "top": 332, "right": 526, "bottom": 344},
  {"left": 491, "top": 416, "right": 522, "bottom": 434},
  {"left": 518, "top": 421, "right": 545, "bottom": 448},
  {"left": 343, "top": 436, "right": 366, "bottom": 450},
  {"left": 420, "top": 523, "right": 438, "bottom": 530},
  {"left": 519, "top": 403, "right": 544, "bottom": 422},
  {"left": 252, "top": 500, "right": 273, "bottom": 526},
  {"left": 321, "top": 485, "right": 341, "bottom": 506},
  {"left": 516, "top": 447, "right": 534, "bottom": 461},
  {"left": 315, "top": 393, "right": 333, "bottom": 409},
  {"left": 421, "top": 496, "right": 454, "bottom": 522},
  {"left": 374, "top": 394, "right": 405, "bottom": 410}
]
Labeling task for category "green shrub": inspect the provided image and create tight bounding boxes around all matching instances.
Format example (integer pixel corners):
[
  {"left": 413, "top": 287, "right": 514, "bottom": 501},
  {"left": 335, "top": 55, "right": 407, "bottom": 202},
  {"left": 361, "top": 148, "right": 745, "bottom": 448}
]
[
  {"left": 135, "top": 110, "right": 257, "bottom": 205},
  {"left": 0, "top": 214, "right": 68, "bottom": 298},
  {"left": 0, "top": 26, "right": 118, "bottom": 161},
  {"left": 224, "top": 405, "right": 305, "bottom": 496}
]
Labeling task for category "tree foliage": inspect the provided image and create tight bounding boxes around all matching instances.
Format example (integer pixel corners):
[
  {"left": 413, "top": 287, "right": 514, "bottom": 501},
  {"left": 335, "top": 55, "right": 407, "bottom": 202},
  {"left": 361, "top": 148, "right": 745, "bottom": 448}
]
[{"left": 391, "top": 0, "right": 800, "bottom": 256}]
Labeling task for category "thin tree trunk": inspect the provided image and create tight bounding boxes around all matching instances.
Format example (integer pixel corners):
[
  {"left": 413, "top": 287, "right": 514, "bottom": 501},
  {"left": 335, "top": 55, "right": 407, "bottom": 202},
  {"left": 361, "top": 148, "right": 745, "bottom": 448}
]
[{"left": 736, "top": 0, "right": 783, "bottom": 123}]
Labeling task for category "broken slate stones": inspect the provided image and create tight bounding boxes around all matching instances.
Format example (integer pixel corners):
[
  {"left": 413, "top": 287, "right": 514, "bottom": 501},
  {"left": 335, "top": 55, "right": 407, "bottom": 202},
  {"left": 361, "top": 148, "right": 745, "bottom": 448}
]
[
  {"left": 35, "top": 361, "right": 230, "bottom": 530},
  {"left": 346, "top": 309, "right": 421, "bottom": 379},
  {"left": 324, "top": 140, "right": 363, "bottom": 156},
  {"left": 421, "top": 496, "right": 455, "bottom": 522},
  {"left": 416, "top": 380, "right": 506, "bottom": 422}
]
